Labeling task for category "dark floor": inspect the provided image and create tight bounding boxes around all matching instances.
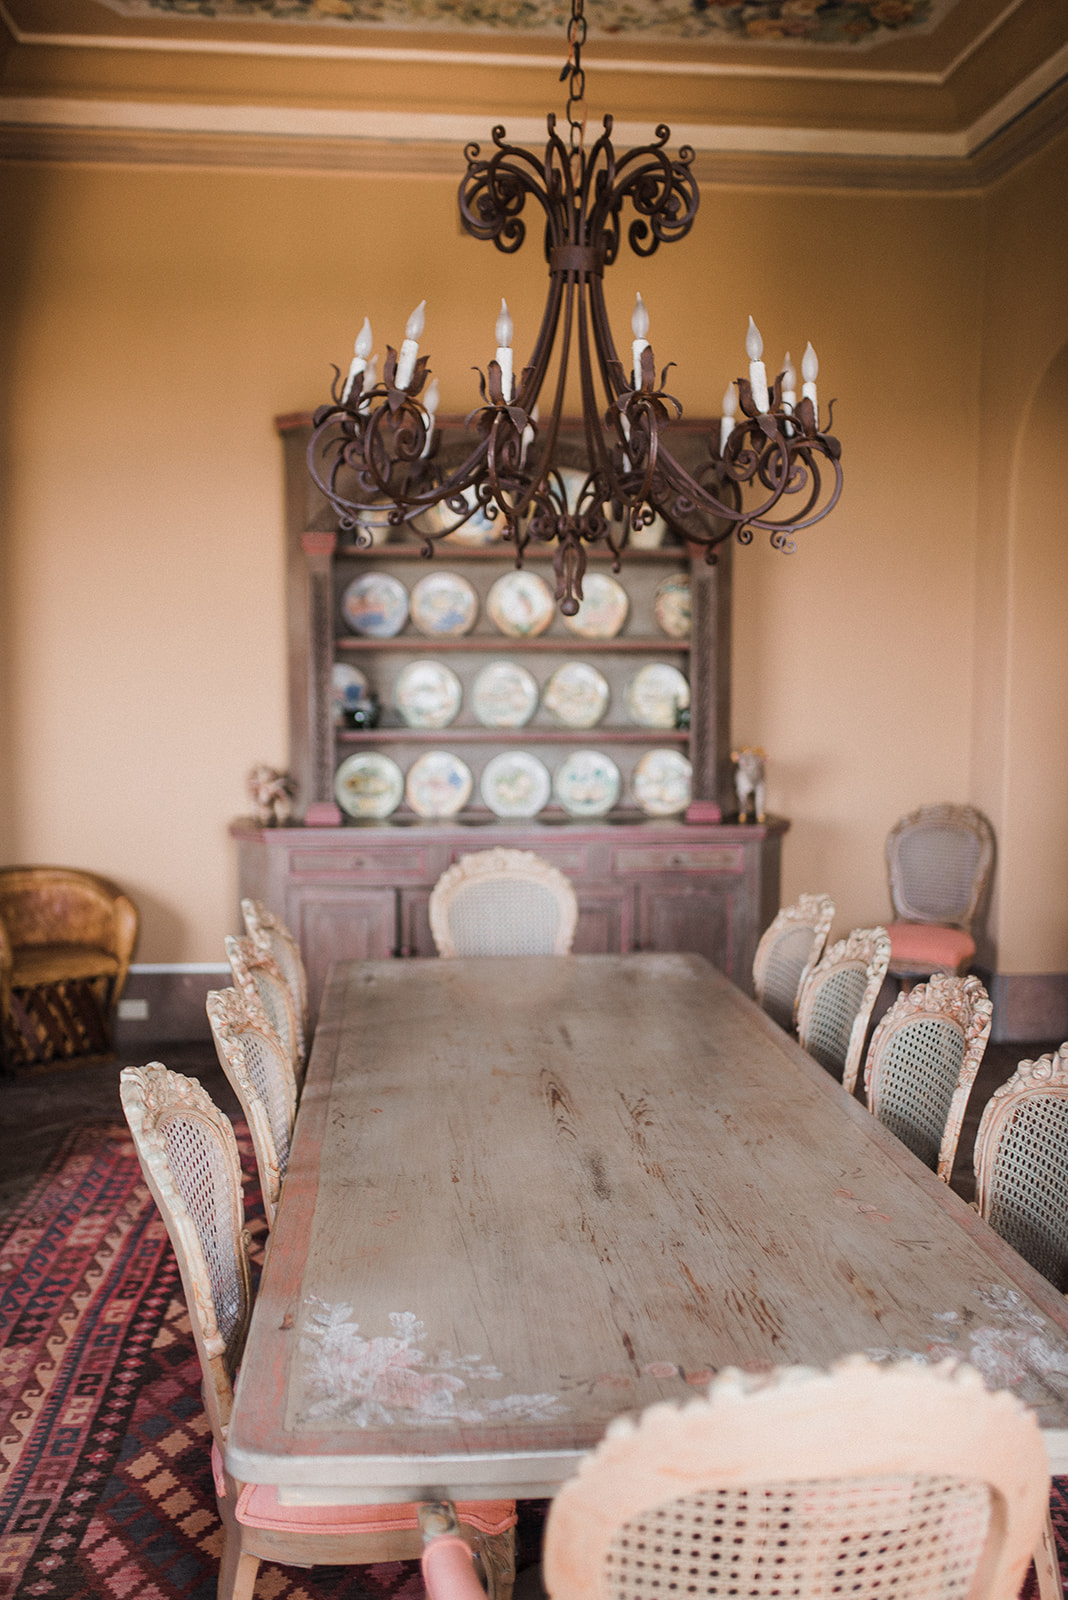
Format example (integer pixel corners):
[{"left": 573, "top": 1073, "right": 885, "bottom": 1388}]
[{"left": 0, "top": 1027, "right": 1063, "bottom": 1221}]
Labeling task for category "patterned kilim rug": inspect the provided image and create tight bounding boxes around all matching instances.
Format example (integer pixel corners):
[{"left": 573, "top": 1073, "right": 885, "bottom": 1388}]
[{"left": 0, "top": 1121, "right": 1060, "bottom": 1599}]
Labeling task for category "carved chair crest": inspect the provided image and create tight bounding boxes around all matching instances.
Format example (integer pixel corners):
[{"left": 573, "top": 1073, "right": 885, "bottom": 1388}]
[{"left": 207, "top": 986, "right": 297, "bottom": 1227}]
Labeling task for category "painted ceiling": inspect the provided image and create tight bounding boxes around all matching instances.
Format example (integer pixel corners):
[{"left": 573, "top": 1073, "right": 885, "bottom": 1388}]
[{"left": 92, "top": 0, "right": 954, "bottom": 48}]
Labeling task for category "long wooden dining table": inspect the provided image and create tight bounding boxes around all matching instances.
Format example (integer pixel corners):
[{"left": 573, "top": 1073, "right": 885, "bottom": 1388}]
[{"left": 226, "top": 951, "right": 1068, "bottom": 1505}]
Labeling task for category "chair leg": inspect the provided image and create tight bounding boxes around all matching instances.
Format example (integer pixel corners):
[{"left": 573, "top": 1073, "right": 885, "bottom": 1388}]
[
  {"left": 480, "top": 1525, "right": 517, "bottom": 1600},
  {"left": 216, "top": 1509, "right": 261, "bottom": 1600},
  {"left": 1035, "top": 1509, "right": 1063, "bottom": 1600}
]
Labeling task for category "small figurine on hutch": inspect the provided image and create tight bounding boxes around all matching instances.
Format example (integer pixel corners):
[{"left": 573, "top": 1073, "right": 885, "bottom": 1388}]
[
  {"left": 732, "top": 746, "right": 767, "bottom": 824},
  {"left": 247, "top": 764, "right": 296, "bottom": 828}
]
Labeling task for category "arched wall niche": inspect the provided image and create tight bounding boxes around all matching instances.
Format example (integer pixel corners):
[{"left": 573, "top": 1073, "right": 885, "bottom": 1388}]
[{"left": 988, "top": 338, "right": 1068, "bottom": 1036}]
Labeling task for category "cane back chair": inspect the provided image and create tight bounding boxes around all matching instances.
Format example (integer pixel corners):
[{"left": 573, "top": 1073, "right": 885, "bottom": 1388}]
[
  {"left": 974, "top": 1043, "right": 1068, "bottom": 1291},
  {"left": 429, "top": 848, "right": 578, "bottom": 959},
  {"left": 796, "top": 927, "right": 891, "bottom": 1091},
  {"left": 543, "top": 1357, "right": 1048, "bottom": 1600},
  {"left": 241, "top": 898, "right": 308, "bottom": 1061},
  {"left": 885, "top": 804, "right": 994, "bottom": 983},
  {"left": 225, "top": 933, "right": 304, "bottom": 1090},
  {"left": 863, "top": 974, "right": 993, "bottom": 1184},
  {"left": 752, "top": 892, "right": 835, "bottom": 1032},
  {"left": 207, "top": 987, "right": 297, "bottom": 1228},
  {"left": 119, "top": 1064, "right": 517, "bottom": 1600},
  {"left": 0, "top": 866, "right": 138, "bottom": 1067}
]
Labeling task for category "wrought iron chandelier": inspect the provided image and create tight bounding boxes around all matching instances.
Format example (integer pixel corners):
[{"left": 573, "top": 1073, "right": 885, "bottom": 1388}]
[{"left": 308, "top": 0, "right": 843, "bottom": 617}]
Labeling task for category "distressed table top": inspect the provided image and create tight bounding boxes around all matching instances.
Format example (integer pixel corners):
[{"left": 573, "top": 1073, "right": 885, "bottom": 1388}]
[{"left": 227, "top": 953, "right": 1068, "bottom": 1502}]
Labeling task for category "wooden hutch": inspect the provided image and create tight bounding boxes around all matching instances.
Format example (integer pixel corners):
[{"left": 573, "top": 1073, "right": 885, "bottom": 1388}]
[{"left": 232, "top": 415, "right": 786, "bottom": 1018}]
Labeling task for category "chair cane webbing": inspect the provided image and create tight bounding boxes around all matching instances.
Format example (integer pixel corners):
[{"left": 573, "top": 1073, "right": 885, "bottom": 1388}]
[
  {"left": 895, "top": 829, "right": 984, "bottom": 926},
  {"left": 241, "top": 1027, "right": 292, "bottom": 1174},
  {"left": 873, "top": 1017, "right": 966, "bottom": 1173},
  {"left": 448, "top": 881, "right": 564, "bottom": 958},
  {"left": 158, "top": 1109, "right": 248, "bottom": 1361},
  {"left": 803, "top": 966, "right": 868, "bottom": 1076},
  {"left": 760, "top": 925, "right": 820, "bottom": 1032},
  {"left": 985, "top": 1096, "right": 1068, "bottom": 1290},
  {"left": 604, "top": 1475, "right": 991, "bottom": 1600}
]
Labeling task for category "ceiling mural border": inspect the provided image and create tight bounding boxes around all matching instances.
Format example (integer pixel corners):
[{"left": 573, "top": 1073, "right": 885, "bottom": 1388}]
[{"left": 86, "top": 0, "right": 959, "bottom": 53}]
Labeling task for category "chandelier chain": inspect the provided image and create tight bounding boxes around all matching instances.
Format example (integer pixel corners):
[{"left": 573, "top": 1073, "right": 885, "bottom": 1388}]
[{"left": 563, "top": 0, "right": 587, "bottom": 152}]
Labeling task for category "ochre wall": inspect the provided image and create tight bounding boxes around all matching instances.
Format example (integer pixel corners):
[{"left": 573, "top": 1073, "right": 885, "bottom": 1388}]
[{"left": 0, "top": 130, "right": 1060, "bottom": 969}]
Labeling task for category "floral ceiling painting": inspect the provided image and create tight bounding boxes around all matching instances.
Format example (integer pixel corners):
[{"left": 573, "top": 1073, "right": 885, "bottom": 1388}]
[{"left": 93, "top": 0, "right": 957, "bottom": 47}]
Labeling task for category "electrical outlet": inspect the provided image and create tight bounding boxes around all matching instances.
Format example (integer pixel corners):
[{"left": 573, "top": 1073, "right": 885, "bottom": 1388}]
[{"left": 118, "top": 998, "right": 150, "bottom": 1022}]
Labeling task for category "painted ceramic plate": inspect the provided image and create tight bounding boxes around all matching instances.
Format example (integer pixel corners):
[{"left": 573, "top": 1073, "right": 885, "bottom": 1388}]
[
  {"left": 562, "top": 573, "right": 629, "bottom": 640},
  {"left": 542, "top": 662, "right": 610, "bottom": 729},
  {"left": 632, "top": 749, "right": 692, "bottom": 816},
  {"left": 393, "top": 660, "right": 462, "bottom": 729},
  {"left": 486, "top": 571, "right": 555, "bottom": 638},
  {"left": 480, "top": 751, "right": 552, "bottom": 819},
  {"left": 333, "top": 752, "right": 404, "bottom": 819},
  {"left": 554, "top": 750, "right": 621, "bottom": 818},
  {"left": 471, "top": 661, "right": 539, "bottom": 728},
  {"left": 341, "top": 572, "right": 409, "bottom": 638},
  {"left": 332, "top": 662, "right": 370, "bottom": 725},
  {"left": 410, "top": 571, "right": 478, "bottom": 637},
  {"left": 653, "top": 572, "right": 691, "bottom": 639},
  {"left": 625, "top": 663, "right": 691, "bottom": 729},
  {"left": 405, "top": 751, "right": 473, "bottom": 818}
]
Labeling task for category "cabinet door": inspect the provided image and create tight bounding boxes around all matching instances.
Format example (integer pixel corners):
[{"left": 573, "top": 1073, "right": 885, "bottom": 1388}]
[
  {"left": 290, "top": 888, "right": 397, "bottom": 1022},
  {"left": 573, "top": 890, "right": 633, "bottom": 955},
  {"left": 636, "top": 882, "right": 735, "bottom": 976}
]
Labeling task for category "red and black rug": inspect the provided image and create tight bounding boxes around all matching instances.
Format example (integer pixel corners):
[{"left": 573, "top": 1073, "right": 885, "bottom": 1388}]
[{"left": 0, "top": 1121, "right": 1060, "bottom": 1599}]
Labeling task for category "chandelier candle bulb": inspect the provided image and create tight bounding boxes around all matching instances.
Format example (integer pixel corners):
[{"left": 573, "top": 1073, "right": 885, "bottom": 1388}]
[
  {"left": 395, "top": 300, "right": 426, "bottom": 389},
  {"left": 495, "top": 299, "right": 514, "bottom": 402},
  {"left": 781, "top": 351, "right": 797, "bottom": 410},
  {"left": 746, "top": 316, "right": 769, "bottom": 413},
  {"left": 631, "top": 293, "right": 650, "bottom": 389},
  {"left": 358, "top": 354, "right": 378, "bottom": 413},
  {"left": 342, "top": 317, "right": 374, "bottom": 403},
  {"left": 719, "top": 384, "right": 737, "bottom": 454},
  {"left": 801, "top": 341, "right": 819, "bottom": 415}
]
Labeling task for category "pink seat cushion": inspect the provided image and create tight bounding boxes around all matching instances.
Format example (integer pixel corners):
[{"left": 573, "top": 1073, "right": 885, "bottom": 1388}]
[
  {"left": 212, "top": 1441, "right": 515, "bottom": 1536},
  {"left": 887, "top": 922, "right": 974, "bottom": 974}
]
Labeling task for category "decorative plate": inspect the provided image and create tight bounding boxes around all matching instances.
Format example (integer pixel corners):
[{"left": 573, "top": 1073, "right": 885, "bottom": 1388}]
[
  {"left": 562, "top": 572, "right": 629, "bottom": 639},
  {"left": 486, "top": 571, "right": 555, "bottom": 638},
  {"left": 393, "top": 660, "right": 462, "bottom": 729},
  {"left": 341, "top": 572, "right": 409, "bottom": 638},
  {"left": 333, "top": 752, "right": 404, "bottom": 819},
  {"left": 332, "top": 662, "right": 370, "bottom": 725},
  {"left": 542, "top": 662, "right": 610, "bottom": 729},
  {"left": 404, "top": 751, "right": 473, "bottom": 819},
  {"left": 554, "top": 750, "right": 621, "bottom": 818},
  {"left": 653, "top": 572, "right": 691, "bottom": 639},
  {"left": 410, "top": 571, "right": 478, "bottom": 637},
  {"left": 471, "top": 661, "right": 539, "bottom": 728},
  {"left": 632, "top": 749, "right": 692, "bottom": 817},
  {"left": 625, "top": 663, "right": 691, "bottom": 729},
  {"left": 480, "top": 751, "right": 552, "bottom": 819}
]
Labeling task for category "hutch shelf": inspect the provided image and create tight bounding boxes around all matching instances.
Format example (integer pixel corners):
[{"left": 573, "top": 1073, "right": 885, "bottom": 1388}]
[{"left": 231, "top": 414, "right": 787, "bottom": 1017}]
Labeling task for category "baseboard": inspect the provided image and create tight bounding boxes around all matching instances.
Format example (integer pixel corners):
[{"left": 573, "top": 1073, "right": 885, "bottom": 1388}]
[
  {"left": 989, "top": 972, "right": 1068, "bottom": 1044},
  {"left": 113, "top": 964, "right": 230, "bottom": 1049}
]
